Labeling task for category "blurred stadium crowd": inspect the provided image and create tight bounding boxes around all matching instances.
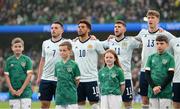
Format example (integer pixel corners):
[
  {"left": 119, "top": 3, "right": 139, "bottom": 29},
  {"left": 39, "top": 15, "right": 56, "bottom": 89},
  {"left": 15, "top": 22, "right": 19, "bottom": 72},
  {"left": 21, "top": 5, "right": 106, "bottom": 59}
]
[
  {"left": 0, "top": 0, "right": 179, "bottom": 102},
  {"left": 0, "top": 0, "right": 180, "bottom": 25}
]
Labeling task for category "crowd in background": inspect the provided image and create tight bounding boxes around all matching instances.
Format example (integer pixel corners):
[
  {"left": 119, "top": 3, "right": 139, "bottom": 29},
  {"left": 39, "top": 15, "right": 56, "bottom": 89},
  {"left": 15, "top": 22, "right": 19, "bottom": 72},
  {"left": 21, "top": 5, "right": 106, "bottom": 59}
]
[
  {"left": 0, "top": 0, "right": 180, "bottom": 25},
  {"left": 0, "top": 0, "right": 179, "bottom": 102}
]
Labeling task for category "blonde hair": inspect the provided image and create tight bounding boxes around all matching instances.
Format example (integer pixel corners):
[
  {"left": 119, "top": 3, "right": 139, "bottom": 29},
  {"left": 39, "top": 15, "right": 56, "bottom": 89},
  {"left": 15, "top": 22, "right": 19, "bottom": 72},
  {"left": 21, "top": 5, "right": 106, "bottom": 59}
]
[
  {"left": 11, "top": 37, "right": 24, "bottom": 46},
  {"left": 146, "top": 10, "right": 160, "bottom": 18}
]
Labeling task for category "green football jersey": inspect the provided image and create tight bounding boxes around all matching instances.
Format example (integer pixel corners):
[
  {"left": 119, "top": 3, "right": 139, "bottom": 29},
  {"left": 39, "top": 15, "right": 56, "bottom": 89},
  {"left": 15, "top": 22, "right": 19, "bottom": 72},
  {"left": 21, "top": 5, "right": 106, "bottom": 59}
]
[
  {"left": 145, "top": 51, "right": 175, "bottom": 99},
  {"left": 4, "top": 55, "right": 33, "bottom": 99},
  {"left": 98, "top": 65, "right": 125, "bottom": 95},
  {"left": 55, "top": 59, "right": 80, "bottom": 105}
]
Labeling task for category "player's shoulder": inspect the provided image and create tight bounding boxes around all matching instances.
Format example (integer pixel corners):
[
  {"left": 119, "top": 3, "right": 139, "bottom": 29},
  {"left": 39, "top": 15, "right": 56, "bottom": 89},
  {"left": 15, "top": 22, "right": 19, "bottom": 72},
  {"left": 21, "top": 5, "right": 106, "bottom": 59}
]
[
  {"left": 6, "top": 55, "right": 14, "bottom": 62},
  {"left": 139, "top": 29, "right": 148, "bottom": 33},
  {"left": 166, "top": 52, "right": 174, "bottom": 58},
  {"left": 99, "top": 67, "right": 106, "bottom": 73},
  {"left": 114, "top": 65, "right": 123, "bottom": 71},
  {"left": 21, "top": 54, "right": 31, "bottom": 60},
  {"left": 69, "top": 59, "right": 77, "bottom": 64}
]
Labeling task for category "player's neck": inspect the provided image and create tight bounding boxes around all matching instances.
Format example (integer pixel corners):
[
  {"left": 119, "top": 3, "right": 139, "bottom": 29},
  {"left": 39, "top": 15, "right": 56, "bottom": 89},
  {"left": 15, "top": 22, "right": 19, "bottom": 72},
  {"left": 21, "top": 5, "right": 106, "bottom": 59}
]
[
  {"left": 79, "top": 35, "right": 90, "bottom": 42},
  {"left": 52, "top": 35, "right": 62, "bottom": 42},
  {"left": 14, "top": 53, "right": 22, "bottom": 59},
  {"left": 115, "top": 35, "right": 125, "bottom": 41},
  {"left": 62, "top": 57, "right": 70, "bottom": 63},
  {"left": 107, "top": 64, "right": 114, "bottom": 69},
  {"left": 148, "top": 26, "right": 159, "bottom": 33}
]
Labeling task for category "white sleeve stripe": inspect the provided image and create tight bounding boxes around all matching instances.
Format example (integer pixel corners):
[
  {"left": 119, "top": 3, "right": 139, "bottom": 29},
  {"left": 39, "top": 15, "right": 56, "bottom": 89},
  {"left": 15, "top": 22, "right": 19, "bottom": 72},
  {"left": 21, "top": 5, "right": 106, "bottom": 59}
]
[
  {"left": 4, "top": 72, "right": 9, "bottom": 75},
  {"left": 168, "top": 68, "right": 175, "bottom": 71},
  {"left": 75, "top": 76, "right": 80, "bottom": 80},
  {"left": 145, "top": 67, "right": 150, "bottom": 71},
  {"left": 27, "top": 70, "right": 33, "bottom": 74},
  {"left": 120, "top": 81, "right": 125, "bottom": 85}
]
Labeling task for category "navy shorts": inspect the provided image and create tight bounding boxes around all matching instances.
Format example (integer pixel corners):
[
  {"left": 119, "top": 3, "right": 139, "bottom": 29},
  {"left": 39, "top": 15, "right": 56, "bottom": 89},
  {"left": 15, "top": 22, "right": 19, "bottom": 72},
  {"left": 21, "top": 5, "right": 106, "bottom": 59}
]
[
  {"left": 122, "top": 79, "right": 133, "bottom": 102},
  {"left": 139, "top": 71, "right": 148, "bottom": 96},
  {"left": 173, "top": 83, "right": 180, "bottom": 102},
  {"left": 39, "top": 80, "right": 57, "bottom": 101},
  {"left": 77, "top": 81, "right": 99, "bottom": 102}
]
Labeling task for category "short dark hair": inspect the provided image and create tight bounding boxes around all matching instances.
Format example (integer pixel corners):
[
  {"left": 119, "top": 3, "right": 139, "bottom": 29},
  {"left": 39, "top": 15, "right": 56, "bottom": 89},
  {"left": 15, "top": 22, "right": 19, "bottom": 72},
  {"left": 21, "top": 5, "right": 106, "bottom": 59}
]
[
  {"left": 59, "top": 41, "right": 72, "bottom": 50},
  {"left": 11, "top": 37, "right": 24, "bottom": 46},
  {"left": 115, "top": 20, "right": 126, "bottom": 27},
  {"left": 156, "top": 35, "right": 169, "bottom": 43},
  {"left": 78, "top": 19, "right": 91, "bottom": 30},
  {"left": 146, "top": 10, "right": 160, "bottom": 19},
  {"left": 53, "top": 21, "right": 63, "bottom": 27}
]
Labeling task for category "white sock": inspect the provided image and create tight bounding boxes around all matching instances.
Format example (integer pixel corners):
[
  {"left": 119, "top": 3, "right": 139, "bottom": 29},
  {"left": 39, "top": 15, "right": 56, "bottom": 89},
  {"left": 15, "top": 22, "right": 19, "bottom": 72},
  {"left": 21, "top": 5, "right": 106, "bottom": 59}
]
[
  {"left": 142, "top": 105, "right": 149, "bottom": 109},
  {"left": 91, "top": 103, "right": 99, "bottom": 109},
  {"left": 78, "top": 105, "right": 85, "bottom": 109}
]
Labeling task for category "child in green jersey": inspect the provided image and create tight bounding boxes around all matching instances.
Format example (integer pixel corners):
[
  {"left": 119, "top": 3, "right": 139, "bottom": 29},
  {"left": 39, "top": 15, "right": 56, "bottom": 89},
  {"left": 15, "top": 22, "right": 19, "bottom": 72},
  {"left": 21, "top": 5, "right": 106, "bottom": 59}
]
[
  {"left": 98, "top": 49, "right": 125, "bottom": 109},
  {"left": 4, "top": 37, "right": 33, "bottom": 109},
  {"left": 55, "top": 41, "right": 80, "bottom": 109},
  {"left": 145, "top": 35, "right": 175, "bottom": 109}
]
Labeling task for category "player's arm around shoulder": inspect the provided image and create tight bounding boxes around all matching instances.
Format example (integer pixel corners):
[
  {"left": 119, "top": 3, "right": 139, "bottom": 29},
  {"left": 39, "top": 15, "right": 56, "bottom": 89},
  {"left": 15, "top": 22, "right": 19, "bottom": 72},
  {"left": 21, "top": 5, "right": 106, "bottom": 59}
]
[
  {"left": 36, "top": 57, "right": 45, "bottom": 85},
  {"left": 94, "top": 40, "right": 105, "bottom": 55},
  {"left": 73, "top": 60, "right": 81, "bottom": 86},
  {"left": 116, "top": 66, "right": 125, "bottom": 94}
]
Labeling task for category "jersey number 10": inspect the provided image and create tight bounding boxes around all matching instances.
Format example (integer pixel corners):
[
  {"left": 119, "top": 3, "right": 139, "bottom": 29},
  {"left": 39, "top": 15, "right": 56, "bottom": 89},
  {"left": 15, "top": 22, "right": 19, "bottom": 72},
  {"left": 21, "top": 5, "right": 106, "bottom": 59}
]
[{"left": 79, "top": 50, "right": 86, "bottom": 57}]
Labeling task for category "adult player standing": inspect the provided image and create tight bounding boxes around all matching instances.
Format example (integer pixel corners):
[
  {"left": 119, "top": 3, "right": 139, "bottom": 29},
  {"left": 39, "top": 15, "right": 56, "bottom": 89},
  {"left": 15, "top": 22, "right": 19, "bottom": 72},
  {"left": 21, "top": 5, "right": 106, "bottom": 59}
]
[
  {"left": 136, "top": 10, "right": 175, "bottom": 109},
  {"left": 73, "top": 19, "right": 105, "bottom": 109},
  {"left": 103, "top": 20, "right": 141, "bottom": 109},
  {"left": 169, "top": 38, "right": 180, "bottom": 109},
  {"left": 36, "top": 21, "right": 67, "bottom": 109}
]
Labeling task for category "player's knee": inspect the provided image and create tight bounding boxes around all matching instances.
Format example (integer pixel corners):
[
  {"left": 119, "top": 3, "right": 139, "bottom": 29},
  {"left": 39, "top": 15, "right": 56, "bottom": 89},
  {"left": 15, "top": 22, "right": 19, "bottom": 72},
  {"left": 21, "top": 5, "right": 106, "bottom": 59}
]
[
  {"left": 123, "top": 101, "right": 132, "bottom": 107},
  {"left": 41, "top": 101, "right": 50, "bottom": 108},
  {"left": 142, "top": 96, "right": 149, "bottom": 105},
  {"left": 78, "top": 101, "right": 86, "bottom": 105}
]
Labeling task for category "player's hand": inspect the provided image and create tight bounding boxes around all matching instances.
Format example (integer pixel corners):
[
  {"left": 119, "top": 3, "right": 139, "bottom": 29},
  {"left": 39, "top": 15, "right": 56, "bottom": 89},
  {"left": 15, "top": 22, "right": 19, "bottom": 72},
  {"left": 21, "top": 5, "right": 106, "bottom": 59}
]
[
  {"left": 10, "top": 88, "right": 17, "bottom": 96},
  {"left": 16, "top": 89, "right": 24, "bottom": 96},
  {"left": 107, "top": 35, "right": 115, "bottom": 41},
  {"left": 158, "top": 27, "right": 164, "bottom": 32},
  {"left": 36, "top": 77, "right": 41, "bottom": 85},
  {"left": 153, "top": 86, "right": 161, "bottom": 95},
  {"left": 90, "top": 35, "right": 97, "bottom": 40}
]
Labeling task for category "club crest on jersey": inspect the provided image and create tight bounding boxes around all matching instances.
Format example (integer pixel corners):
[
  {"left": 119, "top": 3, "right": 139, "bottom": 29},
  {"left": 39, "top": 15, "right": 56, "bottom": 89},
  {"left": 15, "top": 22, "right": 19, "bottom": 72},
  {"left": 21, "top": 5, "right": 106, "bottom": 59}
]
[
  {"left": 121, "top": 42, "right": 128, "bottom": 48},
  {"left": 111, "top": 73, "right": 117, "bottom": 78},
  {"left": 21, "top": 62, "right": 26, "bottom": 67},
  {"left": 177, "top": 44, "right": 180, "bottom": 47},
  {"left": 162, "top": 59, "right": 167, "bottom": 64},
  {"left": 87, "top": 44, "right": 93, "bottom": 49},
  {"left": 67, "top": 67, "right": 72, "bottom": 72}
]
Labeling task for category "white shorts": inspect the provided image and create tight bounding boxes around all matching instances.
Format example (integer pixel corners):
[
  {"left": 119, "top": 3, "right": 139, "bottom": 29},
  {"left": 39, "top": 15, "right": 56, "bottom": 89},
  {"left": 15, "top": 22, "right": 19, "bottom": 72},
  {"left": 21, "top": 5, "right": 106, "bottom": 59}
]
[
  {"left": 9, "top": 98, "right": 31, "bottom": 109},
  {"left": 55, "top": 104, "right": 78, "bottom": 109},
  {"left": 100, "top": 95, "right": 122, "bottom": 109},
  {"left": 149, "top": 98, "right": 172, "bottom": 109}
]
